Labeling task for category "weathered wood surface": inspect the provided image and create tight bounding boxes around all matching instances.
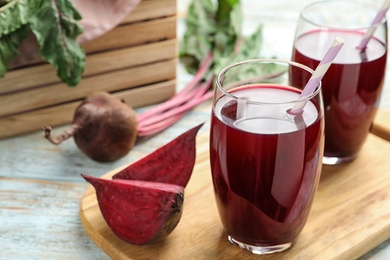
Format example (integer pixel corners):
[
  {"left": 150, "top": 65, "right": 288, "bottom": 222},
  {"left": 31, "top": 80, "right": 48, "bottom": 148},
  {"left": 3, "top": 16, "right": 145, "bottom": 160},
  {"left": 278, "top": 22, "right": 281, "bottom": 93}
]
[
  {"left": 0, "top": 178, "right": 104, "bottom": 259},
  {"left": 1, "top": 0, "right": 390, "bottom": 259}
]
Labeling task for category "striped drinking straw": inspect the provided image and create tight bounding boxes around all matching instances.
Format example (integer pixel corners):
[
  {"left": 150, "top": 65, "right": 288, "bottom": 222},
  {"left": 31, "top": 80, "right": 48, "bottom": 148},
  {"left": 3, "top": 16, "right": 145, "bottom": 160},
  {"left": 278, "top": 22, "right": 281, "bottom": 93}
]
[
  {"left": 288, "top": 37, "right": 345, "bottom": 115},
  {"left": 357, "top": 0, "right": 390, "bottom": 50}
]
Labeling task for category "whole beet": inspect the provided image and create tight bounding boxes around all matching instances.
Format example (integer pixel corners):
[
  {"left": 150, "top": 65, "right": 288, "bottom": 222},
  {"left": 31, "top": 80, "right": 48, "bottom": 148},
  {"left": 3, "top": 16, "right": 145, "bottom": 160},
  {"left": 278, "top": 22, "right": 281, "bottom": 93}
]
[{"left": 44, "top": 92, "right": 138, "bottom": 162}]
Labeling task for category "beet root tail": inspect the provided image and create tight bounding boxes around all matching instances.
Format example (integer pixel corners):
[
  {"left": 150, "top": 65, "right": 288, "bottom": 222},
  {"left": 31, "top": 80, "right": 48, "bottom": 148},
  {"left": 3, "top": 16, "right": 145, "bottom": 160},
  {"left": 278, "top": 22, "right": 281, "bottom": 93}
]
[{"left": 43, "top": 125, "right": 77, "bottom": 145}]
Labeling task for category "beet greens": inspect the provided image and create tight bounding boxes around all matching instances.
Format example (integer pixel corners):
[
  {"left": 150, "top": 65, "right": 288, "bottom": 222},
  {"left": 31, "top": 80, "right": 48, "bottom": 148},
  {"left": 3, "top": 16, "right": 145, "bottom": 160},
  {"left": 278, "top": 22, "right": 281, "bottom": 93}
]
[{"left": 0, "top": 0, "right": 85, "bottom": 86}]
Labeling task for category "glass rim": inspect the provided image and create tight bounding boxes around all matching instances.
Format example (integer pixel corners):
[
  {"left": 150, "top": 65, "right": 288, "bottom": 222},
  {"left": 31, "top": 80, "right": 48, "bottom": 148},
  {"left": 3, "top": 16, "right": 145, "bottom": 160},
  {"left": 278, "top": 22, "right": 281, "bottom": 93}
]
[
  {"left": 216, "top": 58, "right": 322, "bottom": 106},
  {"left": 301, "top": 0, "right": 388, "bottom": 31}
]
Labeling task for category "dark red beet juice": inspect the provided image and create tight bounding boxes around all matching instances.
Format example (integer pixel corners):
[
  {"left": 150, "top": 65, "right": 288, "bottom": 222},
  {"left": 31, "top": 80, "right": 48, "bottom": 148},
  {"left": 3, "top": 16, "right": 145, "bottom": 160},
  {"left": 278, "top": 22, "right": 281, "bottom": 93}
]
[
  {"left": 292, "top": 30, "right": 387, "bottom": 161},
  {"left": 210, "top": 85, "right": 324, "bottom": 246}
]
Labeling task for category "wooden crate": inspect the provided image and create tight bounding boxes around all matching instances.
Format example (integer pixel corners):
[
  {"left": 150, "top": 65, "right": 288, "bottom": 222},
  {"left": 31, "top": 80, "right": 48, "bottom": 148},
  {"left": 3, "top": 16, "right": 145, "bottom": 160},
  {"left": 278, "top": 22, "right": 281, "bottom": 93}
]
[{"left": 0, "top": 0, "right": 177, "bottom": 139}]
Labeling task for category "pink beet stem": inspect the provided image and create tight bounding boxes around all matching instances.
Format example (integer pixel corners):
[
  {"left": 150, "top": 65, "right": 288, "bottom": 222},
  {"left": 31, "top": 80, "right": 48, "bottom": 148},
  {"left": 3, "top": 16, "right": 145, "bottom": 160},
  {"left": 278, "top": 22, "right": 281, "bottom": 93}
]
[
  {"left": 138, "top": 82, "right": 206, "bottom": 127},
  {"left": 136, "top": 53, "right": 213, "bottom": 123},
  {"left": 137, "top": 78, "right": 213, "bottom": 129},
  {"left": 137, "top": 82, "right": 214, "bottom": 137},
  {"left": 137, "top": 113, "right": 187, "bottom": 136},
  {"left": 137, "top": 90, "right": 213, "bottom": 134},
  {"left": 137, "top": 92, "right": 212, "bottom": 136},
  {"left": 173, "top": 53, "right": 213, "bottom": 98},
  {"left": 137, "top": 80, "right": 210, "bottom": 128}
]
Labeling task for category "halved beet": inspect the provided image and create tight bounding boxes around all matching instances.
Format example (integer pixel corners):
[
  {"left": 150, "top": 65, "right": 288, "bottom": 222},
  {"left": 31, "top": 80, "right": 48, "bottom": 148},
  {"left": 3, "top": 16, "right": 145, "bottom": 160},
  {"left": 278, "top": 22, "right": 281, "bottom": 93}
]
[
  {"left": 82, "top": 174, "right": 184, "bottom": 245},
  {"left": 112, "top": 123, "right": 203, "bottom": 187}
]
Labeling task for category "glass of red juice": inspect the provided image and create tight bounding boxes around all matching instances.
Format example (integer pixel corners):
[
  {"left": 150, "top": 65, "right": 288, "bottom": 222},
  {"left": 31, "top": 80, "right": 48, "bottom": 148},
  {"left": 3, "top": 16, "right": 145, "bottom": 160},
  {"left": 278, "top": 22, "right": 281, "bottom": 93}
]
[
  {"left": 292, "top": 0, "right": 388, "bottom": 165},
  {"left": 210, "top": 59, "right": 325, "bottom": 254}
]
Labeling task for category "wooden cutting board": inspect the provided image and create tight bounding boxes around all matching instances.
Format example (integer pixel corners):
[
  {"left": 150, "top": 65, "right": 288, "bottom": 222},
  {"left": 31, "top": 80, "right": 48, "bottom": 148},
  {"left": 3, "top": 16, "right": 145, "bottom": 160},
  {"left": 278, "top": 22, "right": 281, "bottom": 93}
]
[{"left": 80, "top": 128, "right": 390, "bottom": 259}]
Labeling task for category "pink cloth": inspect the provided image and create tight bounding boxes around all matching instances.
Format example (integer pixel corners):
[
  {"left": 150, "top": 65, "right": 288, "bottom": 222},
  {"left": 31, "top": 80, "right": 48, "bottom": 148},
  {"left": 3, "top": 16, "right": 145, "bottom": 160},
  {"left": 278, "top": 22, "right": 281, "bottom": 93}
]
[{"left": 74, "top": 0, "right": 142, "bottom": 43}]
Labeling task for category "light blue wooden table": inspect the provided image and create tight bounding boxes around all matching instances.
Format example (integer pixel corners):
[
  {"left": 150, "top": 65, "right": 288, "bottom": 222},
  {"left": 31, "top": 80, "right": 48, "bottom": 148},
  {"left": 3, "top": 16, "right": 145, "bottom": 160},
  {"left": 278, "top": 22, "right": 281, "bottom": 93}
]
[{"left": 1, "top": 0, "right": 390, "bottom": 259}]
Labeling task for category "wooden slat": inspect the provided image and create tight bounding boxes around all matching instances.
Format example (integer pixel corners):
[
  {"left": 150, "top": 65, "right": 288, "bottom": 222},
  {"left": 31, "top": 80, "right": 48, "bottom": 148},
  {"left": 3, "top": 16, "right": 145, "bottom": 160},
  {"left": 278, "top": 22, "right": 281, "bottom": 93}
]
[
  {"left": 0, "top": 40, "right": 176, "bottom": 94},
  {"left": 0, "top": 80, "right": 176, "bottom": 139},
  {"left": 82, "top": 16, "right": 176, "bottom": 54},
  {"left": 371, "top": 109, "right": 390, "bottom": 142},
  {"left": 5, "top": 16, "right": 176, "bottom": 72},
  {"left": 121, "top": 0, "right": 176, "bottom": 24},
  {"left": 0, "top": 59, "right": 176, "bottom": 117}
]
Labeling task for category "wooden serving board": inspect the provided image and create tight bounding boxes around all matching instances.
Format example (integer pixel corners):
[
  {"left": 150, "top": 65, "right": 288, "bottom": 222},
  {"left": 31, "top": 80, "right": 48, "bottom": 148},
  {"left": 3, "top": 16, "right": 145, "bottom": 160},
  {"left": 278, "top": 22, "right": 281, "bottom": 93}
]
[{"left": 80, "top": 127, "right": 390, "bottom": 259}]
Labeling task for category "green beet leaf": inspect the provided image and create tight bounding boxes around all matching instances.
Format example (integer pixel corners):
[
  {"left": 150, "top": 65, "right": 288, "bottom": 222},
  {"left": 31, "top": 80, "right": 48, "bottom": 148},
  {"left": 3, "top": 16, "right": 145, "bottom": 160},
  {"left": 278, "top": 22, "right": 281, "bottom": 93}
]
[
  {"left": 0, "top": 0, "right": 42, "bottom": 37},
  {"left": 179, "top": 0, "right": 216, "bottom": 74},
  {"left": 29, "top": 0, "right": 85, "bottom": 87},
  {"left": 212, "top": 25, "right": 263, "bottom": 77},
  {"left": 0, "top": 25, "right": 28, "bottom": 77},
  {"left": 0, "top": 0, "right": 42, "bottom": 76},
  {"left": 216, "top": 0, "right": 241, "bottom": 28},
  {"left": 179, "top": 0, "right": 269, "bottom": 81}
]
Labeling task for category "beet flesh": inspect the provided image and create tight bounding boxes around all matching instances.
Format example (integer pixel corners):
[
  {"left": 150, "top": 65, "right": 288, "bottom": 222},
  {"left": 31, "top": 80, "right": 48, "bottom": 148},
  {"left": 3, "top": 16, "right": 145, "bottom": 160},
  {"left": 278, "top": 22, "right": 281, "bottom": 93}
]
[
  {"left": 112, "top": 123, "right": 203, "bottom": 187},
  {"left": 82, "top": 174, "right": 184, "bottom": 245},
  {"left": 44, "top": 91, "right": 138, "bottom": 162}
]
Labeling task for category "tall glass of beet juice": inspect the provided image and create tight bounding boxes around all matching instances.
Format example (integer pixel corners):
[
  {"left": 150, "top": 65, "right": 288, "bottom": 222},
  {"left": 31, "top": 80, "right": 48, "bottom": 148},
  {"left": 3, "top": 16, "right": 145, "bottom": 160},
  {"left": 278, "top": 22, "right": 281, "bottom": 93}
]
[
  {"left": 292, "top": 0, "right": 388, "bottom": 165},
  {"left": 210, "top": 59, "right": 325, "bottom": 254}
]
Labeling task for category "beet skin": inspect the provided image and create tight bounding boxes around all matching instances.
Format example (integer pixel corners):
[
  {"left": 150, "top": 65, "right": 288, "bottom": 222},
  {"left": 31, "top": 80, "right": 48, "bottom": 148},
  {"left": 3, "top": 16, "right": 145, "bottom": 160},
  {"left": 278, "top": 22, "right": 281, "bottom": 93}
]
[{"left": 44, "top": 91, "right": 138, "bottom": 162}]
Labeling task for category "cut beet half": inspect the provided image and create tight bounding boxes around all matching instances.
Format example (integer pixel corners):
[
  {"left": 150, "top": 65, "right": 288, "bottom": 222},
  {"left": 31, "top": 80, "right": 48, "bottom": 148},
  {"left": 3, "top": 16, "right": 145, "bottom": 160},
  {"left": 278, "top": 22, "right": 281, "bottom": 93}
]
[
  {"left": 112, "top": 123, "right": 204, "bottom": 187},
  {"left": 82, "top": 174, "right": 184, "bottom": 245}
]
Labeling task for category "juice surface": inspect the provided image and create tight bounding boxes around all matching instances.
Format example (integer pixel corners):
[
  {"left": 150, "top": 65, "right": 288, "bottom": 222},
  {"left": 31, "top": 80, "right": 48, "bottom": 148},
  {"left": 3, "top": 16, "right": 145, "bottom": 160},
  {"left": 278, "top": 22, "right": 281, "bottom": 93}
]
[
  {"left": 292, "top": 30, "right": 387, "bottom": 158},
  {"left": 210, "top": 85, "right": 324, "bottom": 245}
]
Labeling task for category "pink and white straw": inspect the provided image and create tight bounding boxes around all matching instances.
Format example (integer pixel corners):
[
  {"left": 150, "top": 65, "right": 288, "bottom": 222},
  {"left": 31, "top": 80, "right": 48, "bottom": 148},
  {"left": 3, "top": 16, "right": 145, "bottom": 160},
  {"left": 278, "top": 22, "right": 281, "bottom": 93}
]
[
  {"left": 289, "top": 37, "right": 345, "bottom": 115},
  {"left": 357, "top": 0, "right": 390, "bottom": 50}
]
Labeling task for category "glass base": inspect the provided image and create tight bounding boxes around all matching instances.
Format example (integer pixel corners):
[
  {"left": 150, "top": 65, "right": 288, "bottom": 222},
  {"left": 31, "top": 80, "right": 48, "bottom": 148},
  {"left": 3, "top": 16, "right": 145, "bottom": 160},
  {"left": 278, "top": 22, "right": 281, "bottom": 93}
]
[
  {"left": 322, "top": 154, "right": 358, "bottom": 165},
  {"left": 228, "top": 236, "right": 292, "bottom": 255}
]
